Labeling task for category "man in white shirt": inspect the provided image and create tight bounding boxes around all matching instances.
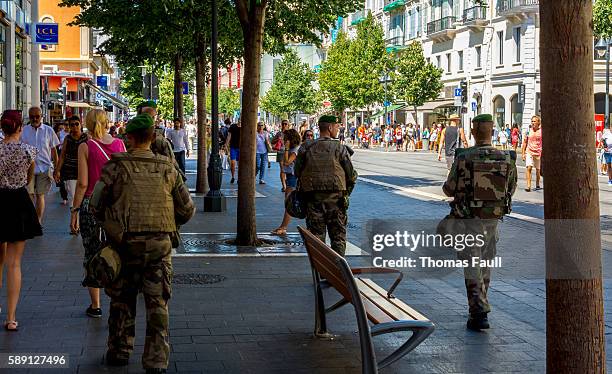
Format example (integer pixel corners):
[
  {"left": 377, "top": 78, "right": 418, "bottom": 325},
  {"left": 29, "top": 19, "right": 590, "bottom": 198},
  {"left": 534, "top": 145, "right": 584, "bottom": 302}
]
[
  {"left": 21, "top": 106, "right": 60, "bottom": 223},
  {"left": 166, "top": 118, "right": 190, "bottom": 173}
]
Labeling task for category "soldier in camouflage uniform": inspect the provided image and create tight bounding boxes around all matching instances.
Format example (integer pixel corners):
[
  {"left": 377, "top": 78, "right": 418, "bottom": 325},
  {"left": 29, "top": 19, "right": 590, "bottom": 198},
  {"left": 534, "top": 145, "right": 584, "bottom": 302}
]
[
  {"left": 95, "top": 114, "right": 195, "bottom": 373},
  {"left": 442, "top": 113, "right": 517, "bottom": 331},
  {"left": 295, "top": 115, "right": 357, "bottom": 256}
]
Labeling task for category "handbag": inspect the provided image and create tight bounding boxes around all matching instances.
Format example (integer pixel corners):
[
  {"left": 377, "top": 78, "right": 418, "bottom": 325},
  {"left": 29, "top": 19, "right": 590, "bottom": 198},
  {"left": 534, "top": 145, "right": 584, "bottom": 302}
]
[
  {"left": 285, "top": 190, "right": 306, "bottom": 219},
  {"left": 273, "top": 134, "right": 283, "bottom": 151},
  {"left": 84, "top": 229, "right": 121, "bottom": 288}
]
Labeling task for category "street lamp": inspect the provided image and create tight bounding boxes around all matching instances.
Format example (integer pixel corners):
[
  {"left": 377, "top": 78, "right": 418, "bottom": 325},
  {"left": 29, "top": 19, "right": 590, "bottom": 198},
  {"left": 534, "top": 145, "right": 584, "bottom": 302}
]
[
  {"left": 204, "top": 0, "right": 226, "bottom": 212},
  {"left": 596, "top": 38, "right": 611, "bottom": 128},
  {"left": 379, "top": 73, "right": 392, "bottom": 126}
]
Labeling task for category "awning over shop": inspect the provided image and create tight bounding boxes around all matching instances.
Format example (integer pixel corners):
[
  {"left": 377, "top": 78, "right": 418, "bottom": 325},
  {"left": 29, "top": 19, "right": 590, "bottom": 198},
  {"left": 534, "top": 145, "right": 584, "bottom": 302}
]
[
  {"left": 351, "top": 17, "right": 365, "bottom": 26},
  {"left": 383, "top": 0, "right": 405, "bottom": 12},
  {"left": 47, "top": 76, "right": 80, "bottom": 92},
  {"left": 417, "top": 99, "right": 455, "bottom": 112},
  {"left": 85, "top": 82, "right": 129, "bottom": 111},
  {"left": 386, "top": 45, "right": 407, "bottom": 53},
  {"left": 66, "top": 101, "right": 92, "bottom": 108},
  {"left": 371, "top": 103, "right": 406, "bottom": 119}
]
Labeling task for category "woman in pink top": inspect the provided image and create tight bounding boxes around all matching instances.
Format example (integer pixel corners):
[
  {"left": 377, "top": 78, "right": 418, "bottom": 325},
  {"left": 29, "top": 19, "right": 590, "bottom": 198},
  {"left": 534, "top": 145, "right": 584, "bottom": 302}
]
[
  {"left": 71, "top": 109, "right": 126, "bottom": 318},
  {"left": 521, "top": 115, "right": 543, "bottom": 192}
]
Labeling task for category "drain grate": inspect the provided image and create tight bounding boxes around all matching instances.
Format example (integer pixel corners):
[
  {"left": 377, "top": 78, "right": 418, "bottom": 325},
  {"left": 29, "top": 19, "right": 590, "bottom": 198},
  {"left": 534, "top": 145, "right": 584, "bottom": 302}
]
[
  {"left": 172, "top": 273, "right": 226, "bottom": 285},
  {"left": 183, "top": 238, "right": 303, "bottom": 248}
]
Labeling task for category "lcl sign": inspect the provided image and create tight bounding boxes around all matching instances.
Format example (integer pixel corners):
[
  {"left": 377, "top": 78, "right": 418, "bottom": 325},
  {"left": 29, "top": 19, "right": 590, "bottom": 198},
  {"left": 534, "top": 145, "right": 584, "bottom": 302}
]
[{"left": 34, "top": 23, "right": 59, "bottom": 44}]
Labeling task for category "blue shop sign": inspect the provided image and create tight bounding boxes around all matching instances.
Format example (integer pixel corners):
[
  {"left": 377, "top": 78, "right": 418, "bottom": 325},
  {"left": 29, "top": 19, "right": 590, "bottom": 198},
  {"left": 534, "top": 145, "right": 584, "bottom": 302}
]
[
  {"left": 35, "top": 23, "right": 59, "bottom": 44},
  {"left": 97, "top": 76, "right": 108, "bottom": 88}
]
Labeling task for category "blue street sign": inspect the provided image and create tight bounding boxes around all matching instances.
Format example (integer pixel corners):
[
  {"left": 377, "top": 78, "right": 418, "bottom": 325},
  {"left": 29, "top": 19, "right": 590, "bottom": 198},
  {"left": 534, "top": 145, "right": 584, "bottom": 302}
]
[
  {"left": 182, "top": 82, "right": 189, "bottom": 95},
  {"left": 471, "top": 102, "right": 477, "bottom": 111},
  {"left": 35, "top": 23, "right": 59, "bottom": 44},
  {"left": 96, "top": 76, "right": 108, "bottom": 88},
  {"left": 454, "top": 88, "right": 463, "bottom": 97},
  {"left": 384, "top": 101, "right": 391, "bottom": 107}
]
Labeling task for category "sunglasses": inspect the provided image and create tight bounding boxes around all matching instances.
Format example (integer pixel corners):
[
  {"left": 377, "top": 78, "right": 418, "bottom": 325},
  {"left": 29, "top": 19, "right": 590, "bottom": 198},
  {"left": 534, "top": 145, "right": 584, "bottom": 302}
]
[
  {"left": 69, "top": 122, "right": 80, "bottom": 127},
  {"left": 30, "top": 115, "right": 41, "bottom": 119}
]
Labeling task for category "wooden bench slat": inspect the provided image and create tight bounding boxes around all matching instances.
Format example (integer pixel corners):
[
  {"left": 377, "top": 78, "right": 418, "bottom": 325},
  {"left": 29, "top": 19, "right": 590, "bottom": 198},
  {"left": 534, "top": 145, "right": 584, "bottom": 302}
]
[
  {"left": 358, "top": 278, "right": 429, "bottom": 322},
  {"left": 360, "top": 296, "right": 395, "bottom": 324}
]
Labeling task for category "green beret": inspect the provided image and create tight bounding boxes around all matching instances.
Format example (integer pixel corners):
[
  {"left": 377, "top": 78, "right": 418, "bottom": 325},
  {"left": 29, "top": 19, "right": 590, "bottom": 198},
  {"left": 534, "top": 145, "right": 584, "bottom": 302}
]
[
  {"left": 318, "top": 115, "right": 338, "bottom": 125},
  {"left": 125, "top": 114, "right": 154, "bottom": 134},
  {"left": 472, "top": 114, "right": 493, "bottom": 123},
  {"left": 136, "top": 100, "right": 157, "bottom": 110}
]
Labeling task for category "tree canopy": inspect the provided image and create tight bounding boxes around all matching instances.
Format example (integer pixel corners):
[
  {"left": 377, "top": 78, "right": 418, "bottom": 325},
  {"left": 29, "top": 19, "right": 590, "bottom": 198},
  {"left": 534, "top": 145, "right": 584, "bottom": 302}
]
[
  {"left": 206, "top": 87, "right": 241, "bottom": 118},
  {"left": 594, "top": 0, "right": 612, "bottom": 38},
  {"left": 318, "top": 32, "right": 353, "bottom": 114},
  {"left": 392, "top": 41, "right": 443, "bottom": 122},
  {"left": 260, "top": 49, "right": 320, "bottom": 117}
]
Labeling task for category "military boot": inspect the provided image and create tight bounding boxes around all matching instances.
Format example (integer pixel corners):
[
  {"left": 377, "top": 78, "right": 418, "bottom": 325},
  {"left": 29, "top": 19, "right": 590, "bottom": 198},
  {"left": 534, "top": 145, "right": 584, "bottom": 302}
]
[
  {"left": 466, "top": 313, "right": 490, "bottom": 331},
  {"left": 145, "top": 369, "right": 167, "bottom": 374}
]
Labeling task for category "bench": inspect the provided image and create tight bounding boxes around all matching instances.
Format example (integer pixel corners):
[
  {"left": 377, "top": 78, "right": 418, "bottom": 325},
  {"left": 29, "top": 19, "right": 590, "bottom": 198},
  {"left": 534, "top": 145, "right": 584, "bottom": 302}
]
[{"left": 298, "top": 226, "right": 435, "bottom": 374}]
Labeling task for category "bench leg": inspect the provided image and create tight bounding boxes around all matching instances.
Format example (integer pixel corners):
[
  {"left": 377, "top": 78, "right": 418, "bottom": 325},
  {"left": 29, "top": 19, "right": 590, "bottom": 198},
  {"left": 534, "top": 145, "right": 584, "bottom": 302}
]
[
  {"left": 370, "top": 320, "right": 435, "bottom": 369},
  {"left": 312, "top": 271, "right": 331, "bottom": 338}
]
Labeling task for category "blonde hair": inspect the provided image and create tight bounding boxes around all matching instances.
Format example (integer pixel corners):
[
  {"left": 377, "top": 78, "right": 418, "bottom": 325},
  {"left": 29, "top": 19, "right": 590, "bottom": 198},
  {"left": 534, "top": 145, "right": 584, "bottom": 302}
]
[{"left": 85, "top": 109, "right": 109, "bottom": 139}]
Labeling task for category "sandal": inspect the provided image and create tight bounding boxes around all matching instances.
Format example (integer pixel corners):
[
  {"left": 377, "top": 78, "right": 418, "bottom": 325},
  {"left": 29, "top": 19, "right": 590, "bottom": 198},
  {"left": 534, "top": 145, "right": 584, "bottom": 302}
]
[
  {"left": 270, "top": 228, "right": 287, "bottom": 236},
  {"left": 4, "top": 321, "right": 18, "bottom": 331}
]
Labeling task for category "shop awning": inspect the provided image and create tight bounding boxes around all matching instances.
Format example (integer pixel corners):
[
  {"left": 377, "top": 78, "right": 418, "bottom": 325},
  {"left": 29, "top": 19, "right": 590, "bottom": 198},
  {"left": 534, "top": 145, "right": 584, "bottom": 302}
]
[
  {"left": 351, "top": 17, "right": 365, "bottom": 26},
  {"left": 85, "top": 82, "right": 129, "bottom": 110},
  {"left": 66, "top": 101, "right": 92, "bottom": 108},
  {"left": 417, "top": 99, "right": 455, "bottom": 112},
  {"left": 386, "top": 45, "right": 407, "bottom": 53},
  {"left": 384, "top": 0, "right": 405, "bottom": 12},
  {"left": 371, "top": 104, "right": 406, "bottom": 119}
]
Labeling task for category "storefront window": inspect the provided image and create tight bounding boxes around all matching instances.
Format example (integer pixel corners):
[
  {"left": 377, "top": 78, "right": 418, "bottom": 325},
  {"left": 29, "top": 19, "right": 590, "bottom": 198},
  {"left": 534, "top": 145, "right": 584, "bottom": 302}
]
[
  {"left": 510, "top": 94, "right": 522, "bottom": 127},
  {"left": 493, "top": 95, "right": 505, "bottom": 129},
  {"left": 0, "top": 27, "right": 5, "bottom": 78},
  {"left": 15, "top": 36, "right": 23, "bottom": 83}
]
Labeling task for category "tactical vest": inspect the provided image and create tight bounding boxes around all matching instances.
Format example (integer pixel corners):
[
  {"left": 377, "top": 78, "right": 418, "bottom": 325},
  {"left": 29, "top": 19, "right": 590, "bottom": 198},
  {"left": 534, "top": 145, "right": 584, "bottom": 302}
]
[
  {"left": 299, "top": 138, "right": 347, "bottom": 192},
  {"left": 104, "top": 153, "right": 177, "bottom": 237},
  {"left": 453, "top": 147, "right": 515, "bottom": 219}
]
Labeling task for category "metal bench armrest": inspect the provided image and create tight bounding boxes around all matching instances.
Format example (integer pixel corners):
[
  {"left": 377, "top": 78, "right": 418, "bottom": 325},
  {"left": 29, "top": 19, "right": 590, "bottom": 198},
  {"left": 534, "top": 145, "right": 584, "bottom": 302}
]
[{"left": 351, "top": 267, "right": 404, "bottom": 298}]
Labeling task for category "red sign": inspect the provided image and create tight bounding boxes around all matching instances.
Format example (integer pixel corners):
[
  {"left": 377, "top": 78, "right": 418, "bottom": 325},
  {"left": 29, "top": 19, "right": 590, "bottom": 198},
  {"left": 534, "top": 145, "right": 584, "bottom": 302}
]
[
  {"left": 595, "top": 114, "right": 605, "bottom": 133},
  {"left": 323, "top": 100, "right": 332, "bottom": 108}
]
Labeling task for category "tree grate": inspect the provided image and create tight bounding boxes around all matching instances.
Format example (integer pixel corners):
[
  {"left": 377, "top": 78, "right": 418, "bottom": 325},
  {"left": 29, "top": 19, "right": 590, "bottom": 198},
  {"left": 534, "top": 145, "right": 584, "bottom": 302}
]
[{"left": 172, "top": 273, "right": 226, "bottom": 285}]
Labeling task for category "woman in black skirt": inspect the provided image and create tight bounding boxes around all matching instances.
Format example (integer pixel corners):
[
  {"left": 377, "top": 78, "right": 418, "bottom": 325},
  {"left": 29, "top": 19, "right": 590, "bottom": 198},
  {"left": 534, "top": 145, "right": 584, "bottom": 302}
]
[{"left": 0, "top": 110, "right": 42, "bottom": 331}]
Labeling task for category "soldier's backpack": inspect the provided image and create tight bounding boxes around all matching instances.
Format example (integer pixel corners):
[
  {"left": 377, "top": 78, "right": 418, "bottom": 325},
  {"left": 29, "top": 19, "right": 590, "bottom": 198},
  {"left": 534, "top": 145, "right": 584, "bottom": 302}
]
[{"left": 460, "top": 147, "right": 516, "bottom": 219}]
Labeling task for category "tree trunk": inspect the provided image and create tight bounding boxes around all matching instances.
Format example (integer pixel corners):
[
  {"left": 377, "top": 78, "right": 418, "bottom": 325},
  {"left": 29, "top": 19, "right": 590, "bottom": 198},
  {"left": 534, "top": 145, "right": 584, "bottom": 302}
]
[
  {"left": 174, "top": 53, "right": 184, "bottom": 121},
  {"left": 413, "top": 105, "right": 419, "bottom": 128},
  {"left": 540, "top": 1, "right": 606, "bottom": 373},
  {"left": 236, "top": 4, "right": 267, "bottom": 246},
  {"left": 195, "top": 41, "right": 209, "bottom": 194}
]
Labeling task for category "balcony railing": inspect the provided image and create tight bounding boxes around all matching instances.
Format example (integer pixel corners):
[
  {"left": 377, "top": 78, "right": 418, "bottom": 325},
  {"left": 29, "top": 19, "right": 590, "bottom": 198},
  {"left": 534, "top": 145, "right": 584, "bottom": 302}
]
[
  {"left": 497, "top": 0, "right": 539, "bottom": 14},
  {"left": 463, "top": 6, "right": 487, "bottom": 23},
  {"left": 427, "top": 16, "right": 456, "bottom": 36},
  {"left": 386, "top": 35, "right": 404, "bottom": 47}
]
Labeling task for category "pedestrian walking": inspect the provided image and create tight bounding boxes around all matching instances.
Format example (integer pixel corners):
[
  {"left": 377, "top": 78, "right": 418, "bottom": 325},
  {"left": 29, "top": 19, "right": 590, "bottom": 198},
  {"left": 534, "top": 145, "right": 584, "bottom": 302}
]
[
  {"left": 511, "top": 124, "right": 520, "bottom": 152},
  {"left": 294, "top": 115, "right": 357, "bottom": 256},
  {"left": 271, "top": 129, "right": 301, "bottom": 236},
  {"left": 302, "top": 129, "right": 315, "bottom": 142},
  {"left": 422, "top": 126, "right": 430, "bottom": 151},
  {"left": 186, "top": 120, "right": 197, "bottom": 151},
  {"left": 225, "top": 120, "right": 241, "bottom": 184},
  {"left": 165, "top": 118, "right": 190, "bottom": 174},
  {"left": 255, "top": 122, "right": 271, "bottom": 184},
  {"left": 71, "top": 109, "right": 126, "bottom": 319},
  {"left": 54, "top": 116, "right": 88, "bottom": 235},
  {"left": 93, "top": 114, "right": 194, "bottom": 373},
  {"left": 521, "top": 115, "right": 543, "bottom": 192},
  {"left": 21, "top": 107, "right": 60, "bottom": 224},
  {"left": 498, "top": 127, "right": 508, "bottom": 149},
  {"left": 272, "top": 120, "right": 290, "bottom": 191},
  {"left": 0, "top": 110, "right": 43, "bottom": 331},
  {"left": 438, "top": 114, "right": 468, "bottom": 172},
  {"left": 442, "top": 113, "right": 517, "bottom": 331},
  {"left": 601, "top": 127, "right": 612, "bottom": 184},
  {"left": 54, "top": 122, "right": 69, "bottom": 205}
]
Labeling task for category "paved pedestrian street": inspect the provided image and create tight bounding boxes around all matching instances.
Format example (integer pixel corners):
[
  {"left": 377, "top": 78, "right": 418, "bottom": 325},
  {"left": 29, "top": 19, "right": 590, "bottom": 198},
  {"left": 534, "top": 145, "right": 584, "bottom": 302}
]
[{"left": 1, "top": 156, "right": 611, "bottom": 373}]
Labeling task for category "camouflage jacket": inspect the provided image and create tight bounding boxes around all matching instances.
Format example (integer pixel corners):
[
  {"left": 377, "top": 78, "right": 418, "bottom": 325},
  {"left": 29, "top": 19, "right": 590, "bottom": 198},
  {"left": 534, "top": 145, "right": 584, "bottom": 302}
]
[{"left": 443, "top": 145, "right": 517, "bottom": 219}]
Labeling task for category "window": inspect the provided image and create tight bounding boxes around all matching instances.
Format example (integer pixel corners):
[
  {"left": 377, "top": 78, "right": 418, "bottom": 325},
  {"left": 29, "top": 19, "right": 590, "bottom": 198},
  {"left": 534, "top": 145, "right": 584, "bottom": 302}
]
[
  {"left": 513, "top": 27, "right": 521, "bottom": 63},
  {"left": 446, "top": 53, "right": 451, "bottom": 73},
  {"left": 436, "top": 55, "right": 441, "bottom": 68},
  {"left": 15, "top": 36, "right": 24, "bottom": 84},
  {"left": 475, "top": 46, "right": 482, "bottom": 69},
  {"left": 458, "top": 50, "right": 463, "bottom": 71},
  {"left": 0, "top": 27, "right": 5, "bottom": 78},
  {"left": 497, "top": 31, "right": 504, "bottom": 65}
]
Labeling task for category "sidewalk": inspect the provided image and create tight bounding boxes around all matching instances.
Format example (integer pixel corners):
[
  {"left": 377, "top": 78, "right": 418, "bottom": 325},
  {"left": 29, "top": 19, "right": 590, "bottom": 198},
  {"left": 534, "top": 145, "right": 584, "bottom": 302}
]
[{"left": 0, "top": 158, "right": 610, "bottom": 373}]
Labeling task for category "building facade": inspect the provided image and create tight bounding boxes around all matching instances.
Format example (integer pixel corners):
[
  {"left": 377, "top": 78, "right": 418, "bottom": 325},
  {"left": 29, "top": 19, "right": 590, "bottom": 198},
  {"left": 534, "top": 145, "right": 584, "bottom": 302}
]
[
  {"left": 0, "top": 0, "right": 36, "bottom": 114},
  {"left": 39, "top": 1, "right": 125, "bottom": 124},
  {"left": 341, "top": 0, "right": 604, "bottom": 134}
]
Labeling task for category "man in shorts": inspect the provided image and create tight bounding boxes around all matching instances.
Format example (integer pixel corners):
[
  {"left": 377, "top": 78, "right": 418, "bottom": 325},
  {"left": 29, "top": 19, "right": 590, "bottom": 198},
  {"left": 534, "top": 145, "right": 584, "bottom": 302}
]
[
  {"left": 521, "top": 115, "right": 543, "bottom": 192},
  {"left": 225, "top": 120, "right": 241, "bottom": 184},
  {"left": 21, "top": 107, "right": 60, "bottom": 223}
]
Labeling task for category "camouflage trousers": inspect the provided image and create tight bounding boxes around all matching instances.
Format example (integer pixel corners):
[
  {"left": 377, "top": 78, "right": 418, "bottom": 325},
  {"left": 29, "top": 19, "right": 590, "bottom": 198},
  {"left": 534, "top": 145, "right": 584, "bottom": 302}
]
[
  {"left": 104, "top": 233, "right": 173, "bottom": 369},
  {"left": 457, "top": 220, "right": 498, "bottom": 315},
  {"left": 305, "top": 192, "right": 347, "bottom": 256}
]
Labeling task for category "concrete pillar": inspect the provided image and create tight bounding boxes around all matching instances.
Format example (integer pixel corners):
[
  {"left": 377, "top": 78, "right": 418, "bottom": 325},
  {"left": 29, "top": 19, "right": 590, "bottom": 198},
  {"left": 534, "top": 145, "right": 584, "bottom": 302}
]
[{"left": 31, "top": 0, "right": 40, "bottom": 107}]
